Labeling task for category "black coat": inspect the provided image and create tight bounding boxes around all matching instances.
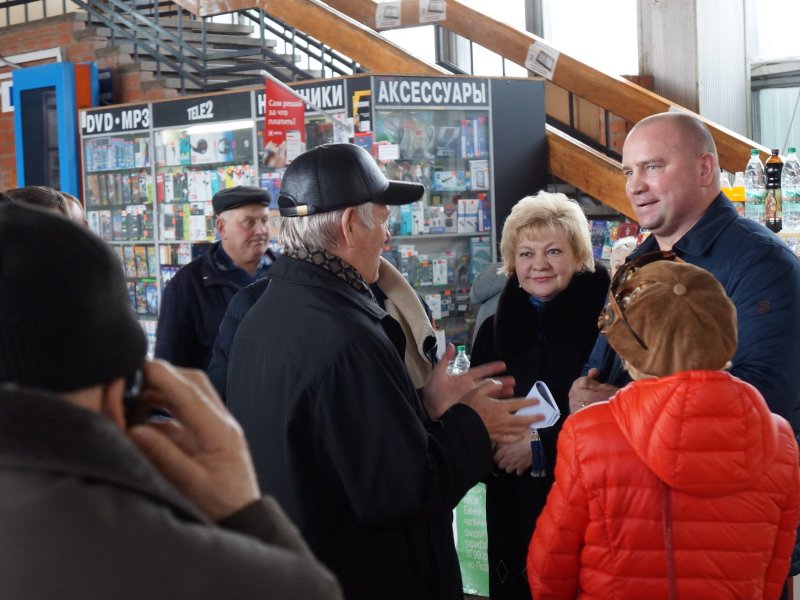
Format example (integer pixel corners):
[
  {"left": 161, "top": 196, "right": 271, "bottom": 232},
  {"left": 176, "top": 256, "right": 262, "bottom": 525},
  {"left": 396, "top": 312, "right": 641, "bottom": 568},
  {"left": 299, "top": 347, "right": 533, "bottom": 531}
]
[
  {"left": 471, "top": 266, "right": 610, "bottom": 600},
  {"left": 207, "top": 277, "right": 270, "bottom": 399},
  {"left": 226, "top": 255, "right": 492, "bottom": 600},
  {"left": 155, "top": 242, "right": 274, "bottom": 371}
]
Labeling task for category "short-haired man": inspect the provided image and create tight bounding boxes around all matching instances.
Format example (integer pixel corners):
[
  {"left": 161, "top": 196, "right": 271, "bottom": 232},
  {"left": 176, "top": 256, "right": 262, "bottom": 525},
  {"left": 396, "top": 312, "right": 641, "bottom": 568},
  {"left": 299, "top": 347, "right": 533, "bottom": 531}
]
[
  {"left": 571, "top": 112, "right": 800, "bottom": 428},
  {"left": 0, "top": 203, "right": 342, "bottom": 600},
  {"left": 156, "top": 186, "right": 275, "bottom": 370},
  {"left": 226, "top": 143, "right": 540, "bottom": 600}
]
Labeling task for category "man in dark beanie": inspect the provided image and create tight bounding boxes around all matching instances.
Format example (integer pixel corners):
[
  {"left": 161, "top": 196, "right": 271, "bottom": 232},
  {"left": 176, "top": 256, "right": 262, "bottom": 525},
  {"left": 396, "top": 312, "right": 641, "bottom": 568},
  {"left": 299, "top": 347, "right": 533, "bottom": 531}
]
[
  {"left": 0, "top": 204, "right": 342, "bottom": 600},
  {"left": 155, "top": 185, "right": 275, "bottom": 370}
]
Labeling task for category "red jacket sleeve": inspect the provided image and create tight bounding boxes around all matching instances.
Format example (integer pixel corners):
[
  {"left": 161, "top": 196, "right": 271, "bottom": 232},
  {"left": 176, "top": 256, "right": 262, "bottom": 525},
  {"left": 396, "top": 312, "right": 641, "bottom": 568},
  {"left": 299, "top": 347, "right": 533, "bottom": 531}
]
[
  {"left": 764, "top": 419, "right": 800, "bottom": 599},
  {"left": 527, "top": 416, "right": 588, "bottom": 599}
]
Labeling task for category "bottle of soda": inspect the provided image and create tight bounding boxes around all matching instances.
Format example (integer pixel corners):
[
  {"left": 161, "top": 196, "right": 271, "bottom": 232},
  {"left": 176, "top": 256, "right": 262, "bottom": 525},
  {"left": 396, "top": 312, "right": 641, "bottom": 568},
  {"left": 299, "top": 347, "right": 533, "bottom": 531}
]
[
  {"left": 765, "top": 148, "right": 784, "bottom": 232},
  {"left": 446, "top": 345, "right": 471, "bottom": 374},
  {"left": 729, "top": 171, "right": 746, "bottom": 216},
  {"left": 782, "top": 147, "right": 800, "bottom": 232},
  {"left": 744, "top": 149, "right": 766, "bottom": 224}
]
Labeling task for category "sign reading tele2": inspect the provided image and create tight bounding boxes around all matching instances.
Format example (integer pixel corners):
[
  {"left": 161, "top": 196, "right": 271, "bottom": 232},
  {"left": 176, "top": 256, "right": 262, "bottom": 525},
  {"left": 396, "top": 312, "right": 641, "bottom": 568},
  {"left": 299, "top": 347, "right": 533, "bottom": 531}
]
[{"left": 374, "top": 76, "right": 489, "bottom": 107}]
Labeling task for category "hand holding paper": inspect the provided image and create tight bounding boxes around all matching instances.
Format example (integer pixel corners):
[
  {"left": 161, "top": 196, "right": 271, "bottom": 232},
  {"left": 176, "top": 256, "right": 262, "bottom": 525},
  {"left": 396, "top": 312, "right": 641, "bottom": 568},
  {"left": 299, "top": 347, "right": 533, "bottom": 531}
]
[{"left": 517, "top": 380, "right": 560, "bottom": 429}]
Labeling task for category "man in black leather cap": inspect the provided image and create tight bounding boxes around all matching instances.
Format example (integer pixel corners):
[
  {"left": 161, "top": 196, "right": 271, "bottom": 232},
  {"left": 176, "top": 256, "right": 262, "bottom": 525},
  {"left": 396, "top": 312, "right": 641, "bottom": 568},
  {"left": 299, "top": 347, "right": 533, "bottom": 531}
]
[
  {"left": 155, "top": 185, "right": 275, "bottom": 370},
  {"left": 226, "top": 143, "right": 541, "bottom": 600}
]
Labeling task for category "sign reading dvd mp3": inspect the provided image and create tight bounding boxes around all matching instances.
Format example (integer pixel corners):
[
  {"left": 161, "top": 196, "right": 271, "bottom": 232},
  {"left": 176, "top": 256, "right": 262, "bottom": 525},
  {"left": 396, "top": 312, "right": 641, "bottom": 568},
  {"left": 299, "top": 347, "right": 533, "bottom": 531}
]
[{"left": 81, "top": 104, "right": 151, "bottom": 135}]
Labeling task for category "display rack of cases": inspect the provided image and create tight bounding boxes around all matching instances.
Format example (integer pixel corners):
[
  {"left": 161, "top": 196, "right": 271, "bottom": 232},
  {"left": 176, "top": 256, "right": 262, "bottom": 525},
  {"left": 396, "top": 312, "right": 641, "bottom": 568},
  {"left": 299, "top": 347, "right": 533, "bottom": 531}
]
[
  {"left": 151, "top": 90, "right": 259, "bottom": 290},
  {"left": 80, "top": 77, "right": 545, "bottom": 352},
  {"left": 81, "top": 91, "right": 262, "bottom": 355},
  {"left": 81, "top": 103, "right": 159, "bottom": 352},
  {"left": 370, "top": 75, "right": 546, "bottom": 348},
  {"left": 260, "top": 75, "right": 546, "bottom": 348}
]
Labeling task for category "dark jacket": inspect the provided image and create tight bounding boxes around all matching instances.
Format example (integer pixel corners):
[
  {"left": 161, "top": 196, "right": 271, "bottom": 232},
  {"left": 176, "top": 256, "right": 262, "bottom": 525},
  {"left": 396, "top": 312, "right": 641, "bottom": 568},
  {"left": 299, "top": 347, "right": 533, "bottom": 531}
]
[
  {"left": 585, "top": 194, "right": 800, "bottom": 431},
  {"left": 208, "top": 277, "right": 270, "bottom": 398},
  {"left": 471, "top": 266, "right": 610, "bottom": 600},
  {"left": 226, "top": 255, "right": 492, "bottom": 600},
  {"left": 155, "top": 242, "right": 274, "bottom": 371},
  {"left": 208, "top": 258, "right": 437, "bottom": 400},
  {"left": 0, "top": 386, "right": 342, "bottom": 600}
]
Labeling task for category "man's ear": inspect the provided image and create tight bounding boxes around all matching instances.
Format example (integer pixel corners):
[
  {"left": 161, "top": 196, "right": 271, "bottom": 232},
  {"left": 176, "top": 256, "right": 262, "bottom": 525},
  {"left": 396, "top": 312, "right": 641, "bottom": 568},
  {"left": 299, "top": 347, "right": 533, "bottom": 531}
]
[
  {"left": 340, "top": 207, "right": 358, "bottom": 249},
  {"left": 216, "top": 215, "right": 226, "bottom": 239},
  {"left": 698, "top": 152, "right": 718, "bottom": 186},
  {"left": 100, "top": 377, "right": 127, "bottom": 430}
]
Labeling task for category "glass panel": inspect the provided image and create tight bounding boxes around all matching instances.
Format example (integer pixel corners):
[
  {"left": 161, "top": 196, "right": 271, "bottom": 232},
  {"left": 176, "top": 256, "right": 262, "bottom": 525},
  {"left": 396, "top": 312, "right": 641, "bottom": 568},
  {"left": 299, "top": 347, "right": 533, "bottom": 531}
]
[
  {"left": 752, "top": 87, "right": 800, "bottom": 152},
  {"left": 20, "top": 86, "right": 59, "bottom": 188},
  {"left": 749, "top": 0, "right": 800, "bottom": 61}
]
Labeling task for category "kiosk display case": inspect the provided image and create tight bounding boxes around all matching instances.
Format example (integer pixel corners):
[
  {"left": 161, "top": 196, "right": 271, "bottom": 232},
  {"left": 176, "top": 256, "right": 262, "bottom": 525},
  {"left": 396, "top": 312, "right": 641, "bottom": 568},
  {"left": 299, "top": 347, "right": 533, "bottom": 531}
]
[
  {"left": 80, "top": 76, "right": 546, "bottom": 351},
  {"left": 80, "top": 103, "right": 158, "bottom": 351},
  {"left": 151, "top": 91, "right": 258, "bottom": 287}
]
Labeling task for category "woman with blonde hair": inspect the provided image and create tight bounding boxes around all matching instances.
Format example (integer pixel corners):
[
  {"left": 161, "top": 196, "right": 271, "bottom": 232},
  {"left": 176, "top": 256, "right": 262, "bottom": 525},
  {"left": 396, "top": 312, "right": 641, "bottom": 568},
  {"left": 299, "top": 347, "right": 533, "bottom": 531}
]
[{"left": 471, "top": 191, "right": 610, "bottom": 600}]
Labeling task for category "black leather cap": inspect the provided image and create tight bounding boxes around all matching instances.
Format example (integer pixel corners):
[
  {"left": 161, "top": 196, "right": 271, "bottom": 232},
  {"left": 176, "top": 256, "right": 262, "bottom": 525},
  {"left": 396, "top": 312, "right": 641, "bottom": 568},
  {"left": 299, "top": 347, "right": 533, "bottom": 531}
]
[
  {"left": 278, "top": 143, "right": 424, "bottom": 217},
  {"left": 212, "top": 186, "right": 271, "bottom": 215}
]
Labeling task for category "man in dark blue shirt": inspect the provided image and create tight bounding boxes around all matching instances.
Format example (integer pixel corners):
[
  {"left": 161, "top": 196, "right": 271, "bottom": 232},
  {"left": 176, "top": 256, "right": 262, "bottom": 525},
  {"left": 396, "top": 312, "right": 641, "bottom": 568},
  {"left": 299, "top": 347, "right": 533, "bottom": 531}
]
[
  {"left": 570, "top": 112, "right": 800, "bottom": 598},
  {"left": 570, "top": 112, "right": 800, "bottom": 434}
]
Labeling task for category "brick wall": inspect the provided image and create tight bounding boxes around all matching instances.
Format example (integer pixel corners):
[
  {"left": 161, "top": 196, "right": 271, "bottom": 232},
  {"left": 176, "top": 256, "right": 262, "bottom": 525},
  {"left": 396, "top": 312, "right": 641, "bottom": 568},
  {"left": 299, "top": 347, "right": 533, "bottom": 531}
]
[
  {"left": 0, "top": 13, "right": 176, "bottom": 191},
  {"left": 598, "top": 75, "right": 655, "bottom": 155}
]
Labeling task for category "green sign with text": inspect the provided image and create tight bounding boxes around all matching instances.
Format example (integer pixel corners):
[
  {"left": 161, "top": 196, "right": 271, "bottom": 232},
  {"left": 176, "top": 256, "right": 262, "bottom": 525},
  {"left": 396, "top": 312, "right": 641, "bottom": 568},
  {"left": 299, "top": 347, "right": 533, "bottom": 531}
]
[{"left": 454, "top": 483, "right": 489, "bottom": 596}]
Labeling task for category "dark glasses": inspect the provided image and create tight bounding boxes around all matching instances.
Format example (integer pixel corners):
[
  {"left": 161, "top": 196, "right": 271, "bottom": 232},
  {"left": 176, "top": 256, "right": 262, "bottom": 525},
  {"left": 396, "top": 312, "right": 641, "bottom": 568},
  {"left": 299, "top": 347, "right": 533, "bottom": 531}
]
[{"left": 599, "top": 250, "right": 679, "bottom": 350}]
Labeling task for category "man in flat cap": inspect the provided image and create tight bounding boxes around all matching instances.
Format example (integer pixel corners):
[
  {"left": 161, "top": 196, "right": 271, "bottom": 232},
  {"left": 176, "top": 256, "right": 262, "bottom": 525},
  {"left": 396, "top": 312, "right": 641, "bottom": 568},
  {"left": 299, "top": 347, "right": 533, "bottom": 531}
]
[
  {"left": 226, "top": 143, "right": 541, "bottom": 600},
  {"left": 156, "top": 185, "right": 276, "bottom": 370}
]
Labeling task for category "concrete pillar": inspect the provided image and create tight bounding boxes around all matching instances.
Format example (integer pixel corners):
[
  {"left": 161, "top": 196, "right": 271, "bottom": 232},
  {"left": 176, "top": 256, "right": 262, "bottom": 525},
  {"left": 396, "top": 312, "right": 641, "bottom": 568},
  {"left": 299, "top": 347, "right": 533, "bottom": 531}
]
[{"left": 638, "top": 0, "right": 750, "bottom": 136}]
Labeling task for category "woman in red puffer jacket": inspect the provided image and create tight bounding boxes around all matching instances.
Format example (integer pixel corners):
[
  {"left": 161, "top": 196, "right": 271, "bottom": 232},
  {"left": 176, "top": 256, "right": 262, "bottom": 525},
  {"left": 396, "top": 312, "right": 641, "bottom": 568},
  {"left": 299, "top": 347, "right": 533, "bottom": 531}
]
[{"left": 528, "top": 258, "right": 800, "bottom": 600}]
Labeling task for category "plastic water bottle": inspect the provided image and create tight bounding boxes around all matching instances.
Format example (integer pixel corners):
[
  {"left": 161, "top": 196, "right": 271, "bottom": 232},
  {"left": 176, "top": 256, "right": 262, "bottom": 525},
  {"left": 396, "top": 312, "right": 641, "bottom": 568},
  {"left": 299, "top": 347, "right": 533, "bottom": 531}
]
[
  {"left": 744, "top": 149, "right": 766, "bottom": 225},
  {"left": 447, "top": 345, "right": 471, "bottom": 374},
  {"left": 729, "top": 171, "right": 746, "bottom": 216},
  {"left": 782, "top": 147, "right": 800, "bottom": 232}
]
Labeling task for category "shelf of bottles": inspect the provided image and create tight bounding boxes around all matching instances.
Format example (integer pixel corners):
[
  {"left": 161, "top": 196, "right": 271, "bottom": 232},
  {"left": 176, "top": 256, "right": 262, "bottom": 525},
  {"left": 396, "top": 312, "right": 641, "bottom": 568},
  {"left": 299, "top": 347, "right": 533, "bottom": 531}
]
[{"left": 732, "top": 146, "right": 800, "bottom": 256}]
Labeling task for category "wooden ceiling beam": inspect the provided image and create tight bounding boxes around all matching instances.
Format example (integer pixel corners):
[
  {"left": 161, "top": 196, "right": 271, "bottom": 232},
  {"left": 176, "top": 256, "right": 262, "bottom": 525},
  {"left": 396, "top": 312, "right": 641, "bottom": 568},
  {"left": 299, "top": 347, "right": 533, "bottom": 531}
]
[
  {"left": 547, "top": 125, "right": 634, "bottom": 220},
  {"left": 324, "top": 0, "right": 769, "bottom": 172}
]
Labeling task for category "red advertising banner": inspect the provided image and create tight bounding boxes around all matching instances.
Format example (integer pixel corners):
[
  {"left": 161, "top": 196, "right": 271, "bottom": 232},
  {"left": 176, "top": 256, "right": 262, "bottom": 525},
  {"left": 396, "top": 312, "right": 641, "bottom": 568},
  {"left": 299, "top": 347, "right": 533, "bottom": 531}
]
[{"left": 264, "top": 78, "right": 306, "bottom": 167}]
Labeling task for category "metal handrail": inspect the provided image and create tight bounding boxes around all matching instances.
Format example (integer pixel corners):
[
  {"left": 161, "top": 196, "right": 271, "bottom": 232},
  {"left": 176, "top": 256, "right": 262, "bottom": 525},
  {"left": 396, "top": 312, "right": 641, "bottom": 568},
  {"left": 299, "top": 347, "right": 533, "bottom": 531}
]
[
  {"left": 1, "top": 0, "right": 362, "bottom": 92},
  {"left": 239, "top": 8, "right": 364, "bottom": 79}
]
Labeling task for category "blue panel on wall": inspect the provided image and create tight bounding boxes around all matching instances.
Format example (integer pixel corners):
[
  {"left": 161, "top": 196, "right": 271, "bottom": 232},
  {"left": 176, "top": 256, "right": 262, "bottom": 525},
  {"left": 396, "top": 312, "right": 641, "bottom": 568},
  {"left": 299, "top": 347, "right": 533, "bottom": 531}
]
[{"left": 11, "top": 62, "right": 80, "bottom": 195}]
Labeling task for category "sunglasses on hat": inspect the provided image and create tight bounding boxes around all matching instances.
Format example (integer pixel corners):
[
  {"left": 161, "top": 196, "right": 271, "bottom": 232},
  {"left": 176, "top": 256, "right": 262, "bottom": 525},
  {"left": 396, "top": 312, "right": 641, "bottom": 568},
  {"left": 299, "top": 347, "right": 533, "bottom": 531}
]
[{"left": 599, "top": 250, "right": 681, "bottom": 350}]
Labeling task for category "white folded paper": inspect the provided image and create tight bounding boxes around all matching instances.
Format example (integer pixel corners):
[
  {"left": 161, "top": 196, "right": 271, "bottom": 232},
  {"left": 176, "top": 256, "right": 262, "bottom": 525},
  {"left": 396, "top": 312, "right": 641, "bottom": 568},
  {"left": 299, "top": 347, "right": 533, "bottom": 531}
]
[{"left": 516, "top": 380, "right": 560, "bottom": 430}]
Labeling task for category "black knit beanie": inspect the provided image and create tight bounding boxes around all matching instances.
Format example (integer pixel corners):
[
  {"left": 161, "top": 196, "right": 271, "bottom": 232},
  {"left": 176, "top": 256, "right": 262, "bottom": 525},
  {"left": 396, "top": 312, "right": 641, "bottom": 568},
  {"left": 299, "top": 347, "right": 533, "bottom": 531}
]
[{"left": 0, "top": 204, "right": 147, "bottom": 392}]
